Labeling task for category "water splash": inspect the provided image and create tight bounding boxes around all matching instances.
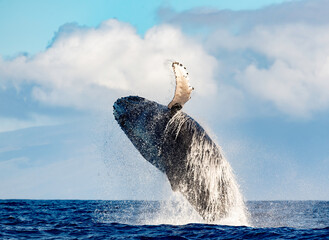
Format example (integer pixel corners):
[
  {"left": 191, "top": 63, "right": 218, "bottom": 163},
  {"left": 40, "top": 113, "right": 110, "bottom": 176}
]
[
  {"left": 162, "top": 111, "right": 249, "bottom": 225},
  {"left": 148, "top": 193, "right": 203, "bottom": 225}
]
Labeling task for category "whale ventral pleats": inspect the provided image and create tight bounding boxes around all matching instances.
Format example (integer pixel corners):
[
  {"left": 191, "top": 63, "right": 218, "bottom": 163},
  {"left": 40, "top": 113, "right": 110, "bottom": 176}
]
[{"left": 168, "top": 62, "right": 194, "bottom": 109}]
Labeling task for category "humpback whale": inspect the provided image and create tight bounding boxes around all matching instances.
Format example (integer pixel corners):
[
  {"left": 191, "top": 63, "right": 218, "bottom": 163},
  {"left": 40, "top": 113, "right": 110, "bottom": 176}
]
[{"left": 113, "top": 62, "right": 246, "bottom": 222}]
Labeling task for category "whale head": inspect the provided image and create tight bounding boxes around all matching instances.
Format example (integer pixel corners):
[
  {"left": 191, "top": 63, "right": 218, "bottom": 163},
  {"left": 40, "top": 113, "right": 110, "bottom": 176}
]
[{"left": 113, "top": 96, "right": 172, "bottom": 171}]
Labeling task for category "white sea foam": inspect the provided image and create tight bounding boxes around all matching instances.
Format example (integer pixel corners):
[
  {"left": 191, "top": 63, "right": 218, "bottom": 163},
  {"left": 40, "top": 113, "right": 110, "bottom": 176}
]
[{"left": 155, "top": 111, "right": 249, "bottom": 226}]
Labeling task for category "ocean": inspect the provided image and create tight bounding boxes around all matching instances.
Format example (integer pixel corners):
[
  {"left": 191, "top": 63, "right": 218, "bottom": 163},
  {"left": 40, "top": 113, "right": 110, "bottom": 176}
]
[{"left": 1, "top": 199, "right": 328, "bottom": 239}]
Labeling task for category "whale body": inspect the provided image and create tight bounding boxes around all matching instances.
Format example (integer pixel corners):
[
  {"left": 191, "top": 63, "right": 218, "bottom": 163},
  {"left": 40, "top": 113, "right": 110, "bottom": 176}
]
[{"left": 113, "top": 96, "right": 244, "bottom": 221}]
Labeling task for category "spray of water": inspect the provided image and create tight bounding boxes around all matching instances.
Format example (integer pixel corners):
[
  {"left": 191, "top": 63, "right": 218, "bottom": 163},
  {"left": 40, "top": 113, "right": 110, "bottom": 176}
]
[
  {"left": 99, "top": 110, "right": 249, "bottom": 226},
  {"left": 160, "top": 111, "right": 249, "bottom": 225}
]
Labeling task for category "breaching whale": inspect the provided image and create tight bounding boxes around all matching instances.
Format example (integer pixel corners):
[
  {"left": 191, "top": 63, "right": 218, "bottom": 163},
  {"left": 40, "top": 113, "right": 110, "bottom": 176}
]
[{"left": 113, "top": 62, "right": 246, "bottom": 222}]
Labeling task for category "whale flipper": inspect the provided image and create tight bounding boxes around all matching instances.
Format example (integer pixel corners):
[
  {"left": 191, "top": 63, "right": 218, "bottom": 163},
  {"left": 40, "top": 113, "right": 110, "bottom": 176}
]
[{"left": 168, "top": 62, "right": 194, "bottom": 109}]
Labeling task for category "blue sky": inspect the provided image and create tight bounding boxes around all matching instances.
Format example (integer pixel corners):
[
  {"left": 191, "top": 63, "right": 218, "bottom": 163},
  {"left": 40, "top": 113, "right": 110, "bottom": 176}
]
[
  {"left": 0, "top": 0, "right": 289, "bottom": 56},
  {"left": 1, "top": 0, "right": 328, "bottom": 201}
]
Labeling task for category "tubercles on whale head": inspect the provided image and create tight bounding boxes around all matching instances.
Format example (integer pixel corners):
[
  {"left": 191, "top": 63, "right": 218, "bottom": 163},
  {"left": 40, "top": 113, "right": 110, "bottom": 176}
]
[
  {"left": 113, "top": 96, "right": 150, "bottom": 123},
  {"left": 113, "top": 96, "right": 174, "bottom": 172}
]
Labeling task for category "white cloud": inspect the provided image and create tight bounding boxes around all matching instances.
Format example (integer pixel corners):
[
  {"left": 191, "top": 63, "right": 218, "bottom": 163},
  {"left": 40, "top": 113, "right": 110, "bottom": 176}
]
[
  {"left": 221, "top": 24, "right": 329, "bottom": 117},
  {"left": 5, "top": 11, "right": 328, "bottom": 119},
  {"left": 0, "top": 20, "right": 218, "bottom": 111},
  {"left": 161, "top": 1, "right": 329, "bottom": 118}
]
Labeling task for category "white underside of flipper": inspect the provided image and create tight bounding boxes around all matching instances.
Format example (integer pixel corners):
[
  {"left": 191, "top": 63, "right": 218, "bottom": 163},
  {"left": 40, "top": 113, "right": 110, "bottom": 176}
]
[{"left": 168, "top": 62, "right": 194, "bottom": 109}]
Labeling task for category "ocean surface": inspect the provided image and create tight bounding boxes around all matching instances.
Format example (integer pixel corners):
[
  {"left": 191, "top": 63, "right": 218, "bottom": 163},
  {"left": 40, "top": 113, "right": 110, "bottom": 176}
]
[{"left": 0, "top": 200, "right": 328, "bottom": 239}]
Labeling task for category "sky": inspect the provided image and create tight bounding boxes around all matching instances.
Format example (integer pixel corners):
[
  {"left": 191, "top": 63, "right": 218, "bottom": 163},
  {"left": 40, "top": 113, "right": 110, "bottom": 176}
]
[{"left": 0, "top": 0, "right": 328, "bottom": 201}]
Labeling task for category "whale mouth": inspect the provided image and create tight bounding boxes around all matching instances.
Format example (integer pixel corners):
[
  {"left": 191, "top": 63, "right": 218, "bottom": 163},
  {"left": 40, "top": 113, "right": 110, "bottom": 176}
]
[
  {"left": 113, "top": 97, "right": 139, "bottom": 127},
  {"left": 113, "top": 101, "right": 120, "bottom": 120},
  {"left": 113, "top": 100, "right": 125, "bottom": 126}
]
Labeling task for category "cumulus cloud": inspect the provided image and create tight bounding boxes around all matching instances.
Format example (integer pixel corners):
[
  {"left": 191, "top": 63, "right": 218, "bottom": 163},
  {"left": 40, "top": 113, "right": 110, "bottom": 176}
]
[
  {"left": 228, "top": 24, "right": 329, "bottom": 117},
  {"left": 2, "top": 1, "right": 329, "bottom": 120},
  {"left": 0, "top": 20, "right": 218, "bottom": 111},
  {"left": 160, "top": 0, "right": 329, "bottom": 118}
]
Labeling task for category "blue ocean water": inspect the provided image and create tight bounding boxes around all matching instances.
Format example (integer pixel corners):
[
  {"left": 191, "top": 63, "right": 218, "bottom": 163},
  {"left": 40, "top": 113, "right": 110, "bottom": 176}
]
[{"left": 0, "top": 200, "right": 328, "bottom": 239}]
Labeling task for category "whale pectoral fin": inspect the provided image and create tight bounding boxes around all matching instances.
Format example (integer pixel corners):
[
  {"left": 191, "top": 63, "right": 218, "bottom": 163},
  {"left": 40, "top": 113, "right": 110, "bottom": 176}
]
[{"left": 168, "top": 62, "right": 194, "bottom": 109}]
